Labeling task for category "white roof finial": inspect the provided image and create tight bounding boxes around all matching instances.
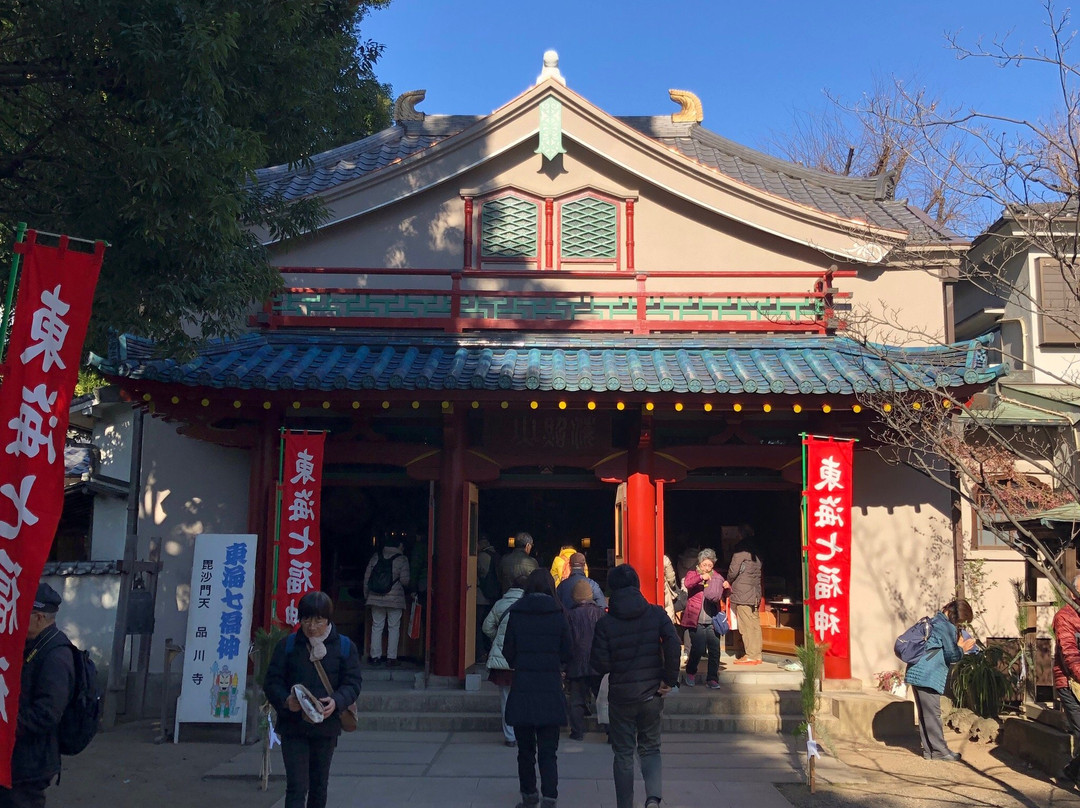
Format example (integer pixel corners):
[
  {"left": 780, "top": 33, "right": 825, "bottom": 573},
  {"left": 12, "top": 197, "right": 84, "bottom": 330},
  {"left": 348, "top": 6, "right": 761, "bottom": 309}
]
[{"left": 536, "top": 50, "right": 565, "bottom": 86}]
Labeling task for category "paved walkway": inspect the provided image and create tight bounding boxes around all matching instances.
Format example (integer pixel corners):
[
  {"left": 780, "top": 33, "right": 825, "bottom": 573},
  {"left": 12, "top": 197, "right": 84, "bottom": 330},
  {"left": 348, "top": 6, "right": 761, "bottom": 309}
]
[{"left": 208, "top": 729, "right": 864, "bottom": 808}]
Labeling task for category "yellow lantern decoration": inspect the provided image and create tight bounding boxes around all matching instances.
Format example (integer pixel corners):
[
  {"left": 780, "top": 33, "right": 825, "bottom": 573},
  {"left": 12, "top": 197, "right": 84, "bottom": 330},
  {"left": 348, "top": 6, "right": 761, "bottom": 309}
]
[
  {"left": 352, "top": 401, "right": 360, "bottom": 409},
  {"left": 501, "top": 401, "right": 509, "bottom": 409},
  {"left": 292, "top": 401, "right": 301, "bottom": 409},
  {"left": 587, "top": 401, "right": 596, "bottom": 410},
  {"left": 558, "top": 401, "right": 567, "bottom": 410},
  {"left": 822, "top": 404, "right": 832, "bottom": 414},
  {"left": 530, "top": 401, "right": 538, "bottom": 410},
  {"left": 472, "top": 401, "right": 480, "bottom": 409},
  {"left": 883, "top": 403, "right": 893, "bottom": 412},
  {"left": 703, "top": 402, "right": 712, "bottom": 412},
  {"left": 412, "top": 401, "right": 420, "bottom": 409},
  {"left": 674, "top": 402, "right": 683, "bottom": 412},
  {"left": 382, "top": 401, "right": 390, "bottom": 409},
  {"left": 913, "top": 401, "right": 922, "bottom": 410},
  {"left": 322, "top": 401, "right": 330, "bottom": 409},
  {"left": 733, "top": 403, "right": 742, "bottom": 412},
  {"left": 263, "top": 401, "right": 271, "bottom": 410},
  {"left": 170, "top": 396, "right": 179, "bottom": 404},
  {"left": 616, "top": 402, "right": 625, "bottom": 411},
  {"left": 852, "top": 404, "right": 862, "bottom": 414},
  {"left": 233, "top": 400, "right": 242, "bottom": 409},
  {"left": 645, "top": 402, "right": 654, "bottom": 411},
  {"left": 201, "top": 398, "right": 210, "bottom": 407},
  {"left": 793, "top": 404, "right": 802, "bottom": 413},
  {"left": 762, "top": 403, "right": 772, "bottom": 413},
  {"left": 142, "top": 393, "right": 152, "bottom": 402}
]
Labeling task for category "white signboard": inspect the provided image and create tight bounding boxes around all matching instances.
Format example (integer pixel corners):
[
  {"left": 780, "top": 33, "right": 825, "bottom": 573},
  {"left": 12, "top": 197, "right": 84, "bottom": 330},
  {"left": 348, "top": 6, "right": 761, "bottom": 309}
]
[{"left": 175, "top": 533, "right": 257, "bottom": 743}]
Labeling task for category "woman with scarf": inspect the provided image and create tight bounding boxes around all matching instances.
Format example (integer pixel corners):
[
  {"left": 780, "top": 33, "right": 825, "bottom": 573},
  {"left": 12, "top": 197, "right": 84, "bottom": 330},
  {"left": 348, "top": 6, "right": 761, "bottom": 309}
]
[{"left": 265, "top": 591, "right": 363, "bottom": 808}]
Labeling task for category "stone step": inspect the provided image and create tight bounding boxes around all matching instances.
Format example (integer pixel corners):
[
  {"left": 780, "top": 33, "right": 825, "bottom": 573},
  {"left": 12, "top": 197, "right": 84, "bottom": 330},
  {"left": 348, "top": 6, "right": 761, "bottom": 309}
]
[{"left": 354, "top": 710, "right": 829, "bottom": 735}]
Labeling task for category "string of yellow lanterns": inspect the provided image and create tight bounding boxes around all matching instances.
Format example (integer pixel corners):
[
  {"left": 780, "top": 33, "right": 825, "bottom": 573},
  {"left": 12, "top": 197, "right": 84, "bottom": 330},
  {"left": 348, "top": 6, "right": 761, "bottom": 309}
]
[{"left": 132, "top": 393, "right": 944, "bottom": 414}]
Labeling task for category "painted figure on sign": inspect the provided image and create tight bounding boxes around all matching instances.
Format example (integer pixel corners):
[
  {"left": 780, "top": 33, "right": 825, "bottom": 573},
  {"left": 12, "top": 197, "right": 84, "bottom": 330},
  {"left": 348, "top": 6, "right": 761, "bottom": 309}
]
[{"left": 210, "top": 663, "right": 238, "bottom": 718}]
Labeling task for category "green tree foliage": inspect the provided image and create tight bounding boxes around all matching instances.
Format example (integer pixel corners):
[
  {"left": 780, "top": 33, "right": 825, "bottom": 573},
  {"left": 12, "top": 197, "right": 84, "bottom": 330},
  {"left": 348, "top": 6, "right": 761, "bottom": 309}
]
[{"left": 0, "top": 0, "right": 392, "bottom": 354}]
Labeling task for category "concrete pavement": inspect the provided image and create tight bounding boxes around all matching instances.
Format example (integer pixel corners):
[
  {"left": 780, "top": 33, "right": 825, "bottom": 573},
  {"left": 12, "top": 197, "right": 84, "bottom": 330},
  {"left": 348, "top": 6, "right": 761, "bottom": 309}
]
[{"left": 208, "top": 729, "right": 866, "bottom": 808}]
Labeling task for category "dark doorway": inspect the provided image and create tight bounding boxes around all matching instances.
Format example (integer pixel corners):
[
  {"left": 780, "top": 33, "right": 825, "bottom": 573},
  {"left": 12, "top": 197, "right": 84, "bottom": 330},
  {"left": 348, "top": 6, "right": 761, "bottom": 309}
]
[
  {"left": 320, "top": 484, "right": 428, "bottom": 645},
  {"left": 664, "top": 489, "right": 802, "bottom": 602},
  {"left": 479, "top": 487, "right": 615, "bottom": 585}
]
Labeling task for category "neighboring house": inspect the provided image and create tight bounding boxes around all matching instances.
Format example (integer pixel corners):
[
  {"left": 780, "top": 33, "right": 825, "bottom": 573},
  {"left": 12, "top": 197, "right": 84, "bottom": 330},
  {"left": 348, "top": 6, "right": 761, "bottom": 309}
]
[
  {"left": 955, "top": 206, "right": 1080, "bottom": 685},
  {"left": 87, "top": 54, "right": 1005, "bottom": 691}
]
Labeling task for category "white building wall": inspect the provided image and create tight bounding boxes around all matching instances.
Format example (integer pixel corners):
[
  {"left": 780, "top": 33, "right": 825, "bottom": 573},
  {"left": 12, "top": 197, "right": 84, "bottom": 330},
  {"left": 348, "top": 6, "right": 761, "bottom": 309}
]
[
  {"left": 43, "top": 574, "right": 121, "bottom": 671},
  {"left": 850, "top": 453, "right": 955, "bottom": 683},
  {"left": 137, "top": 417, "right": 251, "bottom": 672}
]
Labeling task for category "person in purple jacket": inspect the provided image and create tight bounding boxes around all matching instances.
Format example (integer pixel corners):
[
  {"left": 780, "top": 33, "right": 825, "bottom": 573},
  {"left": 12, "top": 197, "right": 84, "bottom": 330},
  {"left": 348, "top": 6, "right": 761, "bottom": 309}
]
[{"left": 679, "top": 548, "right": 729, "bottom": 689}]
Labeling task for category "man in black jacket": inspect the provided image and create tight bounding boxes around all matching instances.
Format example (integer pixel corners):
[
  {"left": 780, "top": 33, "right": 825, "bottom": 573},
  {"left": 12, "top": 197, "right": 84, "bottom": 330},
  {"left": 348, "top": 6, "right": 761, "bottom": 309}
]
[
  {"left": 3, "top": 582, "right": 75, "bottom": 808},
  {"left": 590, "top": 564, "right": 679, "bottom": 808}
]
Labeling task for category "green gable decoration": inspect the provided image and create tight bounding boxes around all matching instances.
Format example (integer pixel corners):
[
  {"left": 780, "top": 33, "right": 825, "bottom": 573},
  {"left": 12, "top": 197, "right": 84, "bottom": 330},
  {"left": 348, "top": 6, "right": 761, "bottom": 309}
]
[{"left": 536, "top": 97, "right": 566, "bottom": 162}]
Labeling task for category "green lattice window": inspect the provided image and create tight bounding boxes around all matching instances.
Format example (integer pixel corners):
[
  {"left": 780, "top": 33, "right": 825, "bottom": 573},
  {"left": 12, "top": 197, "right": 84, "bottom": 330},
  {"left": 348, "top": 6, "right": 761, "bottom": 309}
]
[
  {"left": 481, "top": 195, "right": 538, "bottom": 258},
  {"left": 560, "top": 197, "right": 617, "bottom": 259}
]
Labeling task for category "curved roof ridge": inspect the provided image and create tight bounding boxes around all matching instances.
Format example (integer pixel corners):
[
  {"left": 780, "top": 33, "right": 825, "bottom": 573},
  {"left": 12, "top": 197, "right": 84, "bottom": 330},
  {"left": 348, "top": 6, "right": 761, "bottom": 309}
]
[{"left": 686, "top": 124, "right": 892, "bottom": 201}]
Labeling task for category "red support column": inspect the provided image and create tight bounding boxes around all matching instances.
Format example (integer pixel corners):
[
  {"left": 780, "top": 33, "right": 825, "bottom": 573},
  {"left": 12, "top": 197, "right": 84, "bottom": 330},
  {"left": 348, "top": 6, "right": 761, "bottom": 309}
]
[
  {"left": 625, "top": 412, "right": 659, "bottom": 603},
  {"left": 431, "top": 409, "right": 467, "bottom": 677},
  {"left": 250, "top": 416, "right": 279, "bottom": 629}
]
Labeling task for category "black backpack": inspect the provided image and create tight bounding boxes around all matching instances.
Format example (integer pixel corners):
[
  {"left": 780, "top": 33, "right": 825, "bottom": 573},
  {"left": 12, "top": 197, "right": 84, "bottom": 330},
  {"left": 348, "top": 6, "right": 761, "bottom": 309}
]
[
  {"left": 368, "top": 553, "right": 401, "bottom": 596},
  {"left": 478, "top": 549, "right": 501, "bottom": 601},
  {"left": 58, "top": 643, "right": 102, "bottom": 755}
]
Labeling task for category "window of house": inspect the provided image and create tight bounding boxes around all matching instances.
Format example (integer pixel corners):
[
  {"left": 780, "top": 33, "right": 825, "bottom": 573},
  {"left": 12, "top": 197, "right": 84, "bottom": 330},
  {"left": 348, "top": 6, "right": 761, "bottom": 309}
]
[
  {"left": 1036, "top": 257, "right": 1080, "bottom": 346},
  {"left": 973, "top": 509, "right": 1012, "bottom": 549},
  {"left": 480, "top": 194, "right": 539, "bottom": 261},
  {"left": 559, "top": 195, "right": 618, "bottom": 261}
]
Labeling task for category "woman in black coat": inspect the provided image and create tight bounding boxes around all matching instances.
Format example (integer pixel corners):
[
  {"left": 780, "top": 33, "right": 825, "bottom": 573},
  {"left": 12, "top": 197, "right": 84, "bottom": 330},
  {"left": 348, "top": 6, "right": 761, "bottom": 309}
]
[
  {"left": 264, "top": 592, "right": 362, "bottom": 808},
  {"left": 503, "top": 568, "right": 572, "bottom": 808}
]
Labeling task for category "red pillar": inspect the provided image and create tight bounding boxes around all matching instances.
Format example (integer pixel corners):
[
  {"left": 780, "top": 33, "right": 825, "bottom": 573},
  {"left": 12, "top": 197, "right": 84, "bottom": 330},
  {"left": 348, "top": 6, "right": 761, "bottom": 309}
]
[
  {"left": 250, "top": 416, "right": 279, "bottom": 629},
  {"left": 431, "top": 409, "right": 467, "bottom": 677},
  {"left": 625, "top": 412, "right": 659, "bottom": 604}
]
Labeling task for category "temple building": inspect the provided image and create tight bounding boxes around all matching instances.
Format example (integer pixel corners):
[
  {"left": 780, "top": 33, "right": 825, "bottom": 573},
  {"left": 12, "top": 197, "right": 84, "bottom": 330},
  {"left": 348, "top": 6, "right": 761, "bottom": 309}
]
[{"left": 89, "top": 54, "right": 1003, "bottom": 684}]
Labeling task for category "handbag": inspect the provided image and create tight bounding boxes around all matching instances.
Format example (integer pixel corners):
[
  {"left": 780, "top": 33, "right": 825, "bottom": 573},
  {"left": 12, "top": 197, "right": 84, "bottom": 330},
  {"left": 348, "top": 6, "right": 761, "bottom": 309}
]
[
  {"left": 672, "top": 586, "right": 688, "bottom": 615},
  {"left": 712, "top": 606, "right": 730, "bottom": 636},
  {"left": 407, "top": 595, "right": 422, "bottom": 641},
  {"left": 312, "top": 658, "right": 359, "bottom": 732}
]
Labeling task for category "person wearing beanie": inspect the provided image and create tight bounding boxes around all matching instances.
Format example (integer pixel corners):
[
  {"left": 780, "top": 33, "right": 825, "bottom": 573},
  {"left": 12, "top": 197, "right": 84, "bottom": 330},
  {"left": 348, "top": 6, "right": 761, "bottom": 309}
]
[
  {"left": 565, "top": 579, "right": 605, "bottom": 741},
  {"left": 3, "top": 582, "right": 75, "bottom": 807},
  {"left": 555, "top": 552, "right": 605, "bottom": 610},
  {"left": 590, "top": 564, "right": 680, "bottom": 808}
]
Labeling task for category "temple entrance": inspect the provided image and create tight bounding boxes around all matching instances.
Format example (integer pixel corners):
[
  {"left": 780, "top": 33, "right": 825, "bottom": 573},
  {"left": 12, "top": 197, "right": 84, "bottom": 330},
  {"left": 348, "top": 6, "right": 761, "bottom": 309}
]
[
  {"left": 478, "top": 486, "right": 617, "bottom": 587},
  {"left": 664, "top": 488, "right": 804, "bottom": 653},
  {"left": 319, "top": 483, "right": 430, "bottom": 662}
]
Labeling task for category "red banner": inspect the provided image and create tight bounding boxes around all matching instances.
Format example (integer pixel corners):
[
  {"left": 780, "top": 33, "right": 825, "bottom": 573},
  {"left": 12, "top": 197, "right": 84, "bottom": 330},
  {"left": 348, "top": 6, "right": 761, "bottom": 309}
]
[
  {"left": 0, "top": 231, "right": 105, "bottom": 786},
  {"left": 274, "top": 432, "right": 325, "bottom": 626},
  {"left": 803, "top": 436, "right": 854, "bottom": 680}
]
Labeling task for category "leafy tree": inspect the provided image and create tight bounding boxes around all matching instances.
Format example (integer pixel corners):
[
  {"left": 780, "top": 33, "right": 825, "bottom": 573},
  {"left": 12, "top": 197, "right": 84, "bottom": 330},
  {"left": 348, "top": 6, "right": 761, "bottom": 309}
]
[{"left": 0, "top": 0, "right": 392, "bottom": 354}]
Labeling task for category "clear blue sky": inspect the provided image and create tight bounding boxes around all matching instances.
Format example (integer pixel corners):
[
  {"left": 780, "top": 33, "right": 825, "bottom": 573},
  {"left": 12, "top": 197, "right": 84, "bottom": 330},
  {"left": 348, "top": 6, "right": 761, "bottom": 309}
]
[{"left": 364, "top": 0, "right": 1067, "bottom": 152}]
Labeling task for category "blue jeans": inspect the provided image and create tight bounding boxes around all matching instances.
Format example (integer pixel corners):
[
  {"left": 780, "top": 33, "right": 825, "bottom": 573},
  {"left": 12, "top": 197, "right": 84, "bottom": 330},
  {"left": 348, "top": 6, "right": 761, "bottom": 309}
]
[{"left": 608, "top": 697, "right": 664, "bottom": 808}]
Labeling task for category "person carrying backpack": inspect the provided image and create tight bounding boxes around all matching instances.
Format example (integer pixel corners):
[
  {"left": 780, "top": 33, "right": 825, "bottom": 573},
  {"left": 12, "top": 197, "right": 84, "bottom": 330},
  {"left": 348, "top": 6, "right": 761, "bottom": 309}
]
[
  {"left": 904, "top": 599, "right": 975, "bottom": 762},
  {"left": 4, "top": 583, "right": 76, "bottom": 807},
  {"left": 363, "top": 535, "right": 410, "bottom": 667}
]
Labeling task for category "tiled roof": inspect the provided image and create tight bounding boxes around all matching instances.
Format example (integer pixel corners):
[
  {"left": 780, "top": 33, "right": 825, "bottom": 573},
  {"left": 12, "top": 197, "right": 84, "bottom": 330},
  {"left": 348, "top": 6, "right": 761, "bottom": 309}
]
[
  {"left": 252, "top": 113, "right": 957, "bottom": 244},
  {"left": 93, "top": 333, "right": 1004, "bottom": 396}
]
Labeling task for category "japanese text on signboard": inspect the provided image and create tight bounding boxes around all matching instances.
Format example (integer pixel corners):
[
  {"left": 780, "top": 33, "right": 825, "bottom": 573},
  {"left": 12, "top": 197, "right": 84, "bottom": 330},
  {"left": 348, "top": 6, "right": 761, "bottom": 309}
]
[
  {"left": 804, "top": 437, "right": 854, "bottom": 674},
  {"left": 274, "top": 432, "right": 325, "bottom": 626},
  {"left": 0, "top": 232, "right": 105, "bottom": 786}
]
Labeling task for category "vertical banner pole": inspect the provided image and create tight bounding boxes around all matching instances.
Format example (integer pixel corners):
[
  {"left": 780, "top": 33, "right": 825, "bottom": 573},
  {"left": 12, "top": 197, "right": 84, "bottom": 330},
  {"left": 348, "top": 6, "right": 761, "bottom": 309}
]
[
  {"left": 800, "top": 433, "right": 810, "bottom": 640},
  {"left": 0, "top": 222, "right": 27, "bottom": 363},
  {"left": 270, "top": 429, "right": 286, "bottom": 625}
]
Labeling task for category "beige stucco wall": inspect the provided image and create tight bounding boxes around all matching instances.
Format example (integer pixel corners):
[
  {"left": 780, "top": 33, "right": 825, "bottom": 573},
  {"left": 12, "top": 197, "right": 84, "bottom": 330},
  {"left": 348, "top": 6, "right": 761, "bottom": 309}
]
[
  {"left": 269, "top": 135, "right": 946, "bottom": 340},
  {"left": 137, "top": 418, "right": 252, "bottom": 673},
  {"left": 850, "top": 453, "right": 955, "bottom": 682}
]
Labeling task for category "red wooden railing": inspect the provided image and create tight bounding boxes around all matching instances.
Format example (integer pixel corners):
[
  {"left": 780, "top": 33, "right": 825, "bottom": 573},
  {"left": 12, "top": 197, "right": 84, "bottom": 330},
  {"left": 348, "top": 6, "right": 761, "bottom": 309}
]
[{"left": 255, "top": 267, "right": 854, "bottom": 335}]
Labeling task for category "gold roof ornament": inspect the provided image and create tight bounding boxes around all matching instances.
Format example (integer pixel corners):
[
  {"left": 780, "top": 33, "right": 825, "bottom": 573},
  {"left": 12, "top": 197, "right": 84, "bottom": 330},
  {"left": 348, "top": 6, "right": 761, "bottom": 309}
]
[
  {"left": 668, "top": 89, "right": 703, "bottom": 124},
  {"left": 393, "top": 90, "right": 426, "bottom": 123}
]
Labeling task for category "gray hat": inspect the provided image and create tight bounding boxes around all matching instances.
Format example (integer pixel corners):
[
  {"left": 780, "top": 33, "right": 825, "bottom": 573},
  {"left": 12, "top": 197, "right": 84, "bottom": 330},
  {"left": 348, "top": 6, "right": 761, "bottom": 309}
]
[{"left": 33, "top": 582, "right": 61, "bottom": 613}]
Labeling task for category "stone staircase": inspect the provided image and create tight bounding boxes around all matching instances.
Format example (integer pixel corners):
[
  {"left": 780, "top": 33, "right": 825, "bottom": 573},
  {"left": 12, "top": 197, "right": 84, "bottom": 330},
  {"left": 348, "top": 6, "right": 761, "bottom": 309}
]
[{"left": 354, "top": 662, "right": 837, "bottom": 735}]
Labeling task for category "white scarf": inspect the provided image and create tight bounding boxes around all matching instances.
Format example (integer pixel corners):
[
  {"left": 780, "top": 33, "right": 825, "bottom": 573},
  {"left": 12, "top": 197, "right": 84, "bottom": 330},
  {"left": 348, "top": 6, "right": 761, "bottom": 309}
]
[{"left": 307, "top": 623, "right": 333, "bottom": 662}]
